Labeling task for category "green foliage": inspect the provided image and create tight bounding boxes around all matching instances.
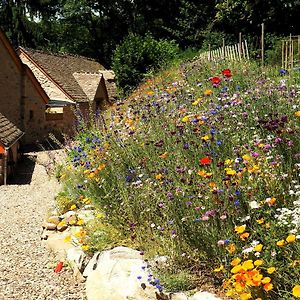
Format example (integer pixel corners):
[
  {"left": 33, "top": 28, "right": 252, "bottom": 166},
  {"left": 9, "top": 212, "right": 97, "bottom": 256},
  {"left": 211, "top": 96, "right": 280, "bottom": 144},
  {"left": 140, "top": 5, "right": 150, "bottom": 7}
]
[
  {"left": 112, "top": 33, "right": 179, "bottom": 93},
  {"left": 200, "top": 31, "right": 236, "bottom": 51},
  {"left": 154, "top": 268, "right": 197, "bottom": 292}
]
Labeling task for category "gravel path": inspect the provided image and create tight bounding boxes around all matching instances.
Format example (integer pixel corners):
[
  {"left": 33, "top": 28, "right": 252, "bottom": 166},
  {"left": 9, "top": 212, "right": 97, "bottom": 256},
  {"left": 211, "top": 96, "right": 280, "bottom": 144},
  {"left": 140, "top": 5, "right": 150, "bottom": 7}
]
[{"left": 0, "top": 151, "right": 86, "bottom": 300}]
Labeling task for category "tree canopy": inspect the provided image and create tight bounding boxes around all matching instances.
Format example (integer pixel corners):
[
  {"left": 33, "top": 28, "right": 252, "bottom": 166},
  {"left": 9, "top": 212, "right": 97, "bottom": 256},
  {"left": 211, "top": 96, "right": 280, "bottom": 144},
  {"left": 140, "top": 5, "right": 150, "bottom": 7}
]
[{"left": 1, "top": 0, "right": 300, "bottom": 66}]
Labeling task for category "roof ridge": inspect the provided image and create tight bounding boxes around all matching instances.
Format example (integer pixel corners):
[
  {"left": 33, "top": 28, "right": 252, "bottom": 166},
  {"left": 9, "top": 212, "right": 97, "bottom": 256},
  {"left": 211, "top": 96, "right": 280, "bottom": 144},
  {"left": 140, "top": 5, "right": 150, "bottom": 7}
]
[{"left": 20, "top": 46, "right": 101, "bottom": 63}]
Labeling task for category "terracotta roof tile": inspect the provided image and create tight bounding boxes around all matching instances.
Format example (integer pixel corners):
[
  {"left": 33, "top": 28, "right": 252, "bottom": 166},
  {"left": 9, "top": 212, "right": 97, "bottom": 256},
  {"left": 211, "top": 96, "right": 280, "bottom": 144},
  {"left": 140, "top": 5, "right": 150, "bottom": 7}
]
[{"left": 0, "top": 113, "right": 24, "bottom": 147}]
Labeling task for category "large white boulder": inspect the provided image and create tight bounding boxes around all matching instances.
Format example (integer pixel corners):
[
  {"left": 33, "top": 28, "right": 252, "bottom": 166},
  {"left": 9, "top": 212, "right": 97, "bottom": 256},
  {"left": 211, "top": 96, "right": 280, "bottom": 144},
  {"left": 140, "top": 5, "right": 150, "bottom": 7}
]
[{"left": 85, "top": 247, "right": 157, "bottom": 300}]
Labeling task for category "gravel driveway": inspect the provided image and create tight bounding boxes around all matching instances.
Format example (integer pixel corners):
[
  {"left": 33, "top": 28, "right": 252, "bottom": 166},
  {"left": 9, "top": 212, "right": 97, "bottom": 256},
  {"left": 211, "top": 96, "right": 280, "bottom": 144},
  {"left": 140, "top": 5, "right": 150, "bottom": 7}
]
[{"left": 0, "top": 151, "right": 86, "bottom": 300}]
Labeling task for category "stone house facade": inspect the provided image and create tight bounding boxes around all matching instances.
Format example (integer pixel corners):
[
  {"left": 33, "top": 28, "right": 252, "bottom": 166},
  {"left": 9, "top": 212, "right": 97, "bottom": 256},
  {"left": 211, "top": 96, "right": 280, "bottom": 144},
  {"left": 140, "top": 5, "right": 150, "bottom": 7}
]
[{"left": 0, "top": 29, "right": 49, "bottom": 145}]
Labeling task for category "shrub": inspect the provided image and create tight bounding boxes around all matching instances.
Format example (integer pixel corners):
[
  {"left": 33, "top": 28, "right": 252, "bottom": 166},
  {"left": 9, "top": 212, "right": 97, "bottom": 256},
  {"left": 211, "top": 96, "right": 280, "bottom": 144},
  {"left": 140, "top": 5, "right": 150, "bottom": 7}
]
[{"left": 112, "top": 33, "right": 179, "bottom": 93}]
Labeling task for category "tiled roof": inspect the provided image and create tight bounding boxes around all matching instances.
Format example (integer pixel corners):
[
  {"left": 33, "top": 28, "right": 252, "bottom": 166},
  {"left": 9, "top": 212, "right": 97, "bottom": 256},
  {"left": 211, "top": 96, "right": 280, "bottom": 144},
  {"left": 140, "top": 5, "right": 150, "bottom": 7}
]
[
  {"left": 19, "top": 48, "right": 106, "bottom": 103},
  {"left": 0, "top": 113, "right": 24, "bottom": 147}
]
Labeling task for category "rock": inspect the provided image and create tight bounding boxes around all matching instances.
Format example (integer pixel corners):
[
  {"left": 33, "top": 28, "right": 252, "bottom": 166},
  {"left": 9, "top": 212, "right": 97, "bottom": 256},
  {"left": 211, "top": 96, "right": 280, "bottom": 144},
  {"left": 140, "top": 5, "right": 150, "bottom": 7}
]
[
  {"left": 47, "top": 215, "right": 61, "bottom": 225},
  {"left": 61, "top": 210, "right": 76, "bottom": 218},
  {"left": 77, "top": 209, "right": 95, "bottom": 223},
  {"left": 67, "top": 247, "right": 86, "bottom": 271},
  {"left": 85, "top": 246, "right": 157, "bottom": 300},
  {"left": 170, "top": 292, "right": 189, "bottom": 300},
  {"left": 43, "top": 231, "right": 73, "bottom": 260},
  {"left": 73, "top": 265, "right": 86, "bottom": 283},
  {"left": 83, "top": 247, "right": 142, "bottom": 278},
  {"left": 189, "top": 292, "right": 222, "bottom": 300},
  {"left": 65, "top": 215, "right": 77, "bottom": 225},
  {"left": 57, "top": 223, "right": 68, "bottom": 232},
  {"left": 42, "top": 221, "right": 57, "bottom": 230}
]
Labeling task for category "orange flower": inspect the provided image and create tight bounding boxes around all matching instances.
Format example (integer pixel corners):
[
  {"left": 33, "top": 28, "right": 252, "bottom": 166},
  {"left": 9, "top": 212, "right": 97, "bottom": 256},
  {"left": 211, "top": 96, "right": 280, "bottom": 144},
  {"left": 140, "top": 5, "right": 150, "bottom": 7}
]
[
  {"left": 263, "top": 283, "right": 273, "bottom": 292},
  {"left": 240, "top": 232, "right": 250, "bottom": 240},
  {"left": 159, "top": 152, "right": 168, "bottom": 159},
  {"left": 204, "top": 89, "right": 213, "bottom": 96},
  {"left": 293, "top": 285, "right": 300, "bottom": 297}
]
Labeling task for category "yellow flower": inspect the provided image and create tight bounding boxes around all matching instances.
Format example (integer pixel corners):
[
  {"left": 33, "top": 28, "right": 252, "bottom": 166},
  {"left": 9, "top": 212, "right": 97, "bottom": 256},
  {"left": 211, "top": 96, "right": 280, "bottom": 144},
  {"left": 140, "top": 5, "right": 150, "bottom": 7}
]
[
  {"left": 254, "top": 244, "right": 263, "bottom": 252},
  {"left": 224, "top": 159, "right": 233, "bottom": 165},
  {"left": 225, "top": 290, "right": 233, "bottom": 297},
  {"left": 88, "top": 172, "right": 95, "bottom": 179},
  {"left": 254, "top": 259, "right": 263, "bottom": 267},
  {"left": 256, "top": 218, "right": 264, "bottom": 225},
  {"left": 295, "top": 111, "right": 300, "bottom": 117},
  {"left": 64, "top": 236, "right": 72, "bottom": 243},
  {"left": 242, "top": 260, "right": 254, "bottom": 271},
  {"left": 156, "top": 173, "right": 163, "bottom": 180},
  {"left": 82, "top": 245, "right": 90, "bottom": 251},
  {"left": 231, "top": 264, "right": 242, "bottom": 273},
  {"left": 240, "top": 292, "right": 251, "bottom": 300},
  {"left": 225, "top": 168, "right": 237, "bottom": 176},
  {"left": 214, "top": 265, "right": 224, "bottom": 272},
  {"left": 293, "top": 285, "right": 300, "bottom": 297},
  {"left": 181, "top": 116, "right": 190, "bottom": 123},
  {"left": 231, "top": 258, "right": 241, "bottom": 266},
  {"left": 261, "top": 277, "right": 271, "bottom": 284},
  {"left": 201, "top": 135, "right": 210, "bottom": 141},
  {"left": 57, "top": 220, "right": 65, "bottom": 227},
  {"left": 96, "top": 213, "right": 104, "bottom": 219},
  {"left": 253, "top": 273, "right": 263, "bottom": 282},
  {"left": 235, "top": 282, "right": 244, "bottom": 293},
  {"left": 192, "top": 98, "right": 202, "bottom": 105},
  {"left": 242, "top": 154, "right": 251, "bottom": 161},
  {"left": 235, "top": 225, "right": 246, "bottom": 234},
  {"left": 286, "top": 234, "right": 296, "bottom": 243},
  {"left": 70, "top": 204, "right": 77, "bottom": 210},
  {"left": 276, "top": 239, "right": 285, "bottom": 247},
  {"left": 204, "top": 89, "right": 213, "bottom": 96},
  {"left": 77, "top": 219, "right": 85, "bottom": 226},
  {"left": 267, "top": 267, "right": 276, "bottom": 274}
]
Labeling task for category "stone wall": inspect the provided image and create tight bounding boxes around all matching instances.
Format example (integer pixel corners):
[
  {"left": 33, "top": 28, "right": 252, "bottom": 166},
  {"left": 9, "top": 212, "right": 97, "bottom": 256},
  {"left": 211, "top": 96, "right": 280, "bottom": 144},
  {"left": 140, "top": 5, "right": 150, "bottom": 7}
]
[
  {"left": 0, "top": 37, "right": 22, "bottom": 128},
  {"left": 23, "top": 75, "right": 48, "bottom": 144}
]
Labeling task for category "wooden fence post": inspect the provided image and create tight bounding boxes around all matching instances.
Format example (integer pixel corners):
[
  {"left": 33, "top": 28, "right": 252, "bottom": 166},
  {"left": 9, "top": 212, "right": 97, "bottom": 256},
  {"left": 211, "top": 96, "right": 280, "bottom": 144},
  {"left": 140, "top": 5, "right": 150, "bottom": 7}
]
[
  {"left": 245, "top": 40, "right": 250, "bottom": 60},
  {"left": 261, "top": 23, "right": 265, "bottom": 67}
]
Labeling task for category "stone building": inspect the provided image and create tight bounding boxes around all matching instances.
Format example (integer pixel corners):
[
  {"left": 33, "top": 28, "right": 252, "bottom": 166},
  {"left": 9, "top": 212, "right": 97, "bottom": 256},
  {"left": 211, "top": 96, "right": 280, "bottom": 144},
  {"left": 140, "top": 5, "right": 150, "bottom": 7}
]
[
  {"left": 0, "top": 29, "right": 49, "bottom": 145},
  {"left": 18, "top": 47, "right": 117, "bottom": 132},
  {"left": 1, "top": 28, "right": 117, "bottom": 148}
]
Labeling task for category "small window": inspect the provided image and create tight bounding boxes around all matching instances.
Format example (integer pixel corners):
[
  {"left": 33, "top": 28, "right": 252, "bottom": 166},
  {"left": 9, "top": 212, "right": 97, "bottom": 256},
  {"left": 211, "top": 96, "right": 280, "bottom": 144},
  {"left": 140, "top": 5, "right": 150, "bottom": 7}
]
[{"left": 29, "top": 110, "right": 34, "bottom": 120}]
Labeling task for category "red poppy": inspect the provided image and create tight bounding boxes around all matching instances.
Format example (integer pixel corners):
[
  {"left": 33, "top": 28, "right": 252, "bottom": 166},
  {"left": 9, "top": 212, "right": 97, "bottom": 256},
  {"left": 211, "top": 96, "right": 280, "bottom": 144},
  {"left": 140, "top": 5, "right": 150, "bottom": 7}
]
[
  {"left": 54, "top": 261, "right": 64, "bottom": 273},
  {"left": 199, "top": 156, "right": 212, "bottom": 165},
  {"left": 210, "top": 77, "right": 221, "bottom": 85},
  {"left": 222, "top": 69, "right": 232, "bottom": 78}
]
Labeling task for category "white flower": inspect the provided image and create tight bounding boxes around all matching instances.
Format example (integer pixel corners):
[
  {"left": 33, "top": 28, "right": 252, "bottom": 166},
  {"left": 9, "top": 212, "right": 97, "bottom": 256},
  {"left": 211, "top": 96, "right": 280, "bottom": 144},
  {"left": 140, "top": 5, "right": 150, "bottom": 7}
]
[{"left": 249, "top": 201, "right": 260, "bottom": 209}]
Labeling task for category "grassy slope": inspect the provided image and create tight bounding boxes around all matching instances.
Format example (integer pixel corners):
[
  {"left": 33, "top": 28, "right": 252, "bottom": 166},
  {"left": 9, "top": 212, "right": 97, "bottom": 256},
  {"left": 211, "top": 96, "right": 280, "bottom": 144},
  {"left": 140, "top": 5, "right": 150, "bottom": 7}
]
[{"left": 59, "top": 57, "right": 300, "bottom": 299}]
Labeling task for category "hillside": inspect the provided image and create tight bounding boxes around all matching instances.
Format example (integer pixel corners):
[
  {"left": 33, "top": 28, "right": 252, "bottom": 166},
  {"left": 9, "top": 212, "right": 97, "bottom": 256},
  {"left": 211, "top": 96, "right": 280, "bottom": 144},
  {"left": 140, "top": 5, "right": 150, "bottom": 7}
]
[{"left": 57, "top": 57, "right": 300, "bottom": 300}]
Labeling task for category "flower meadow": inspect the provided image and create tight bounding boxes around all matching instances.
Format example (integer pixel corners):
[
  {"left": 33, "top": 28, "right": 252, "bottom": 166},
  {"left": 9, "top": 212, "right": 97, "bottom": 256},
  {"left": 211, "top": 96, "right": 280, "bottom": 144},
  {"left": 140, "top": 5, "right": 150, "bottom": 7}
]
[{"left": 58, "top": 59, "right": 300, "bottom": 299}]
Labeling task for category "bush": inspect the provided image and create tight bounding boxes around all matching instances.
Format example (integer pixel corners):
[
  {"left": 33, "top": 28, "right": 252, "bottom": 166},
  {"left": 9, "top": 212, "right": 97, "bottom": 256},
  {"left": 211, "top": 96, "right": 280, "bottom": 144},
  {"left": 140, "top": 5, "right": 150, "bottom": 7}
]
[{"left": 112, "top": 33, "right": 179, "bottom": 93}]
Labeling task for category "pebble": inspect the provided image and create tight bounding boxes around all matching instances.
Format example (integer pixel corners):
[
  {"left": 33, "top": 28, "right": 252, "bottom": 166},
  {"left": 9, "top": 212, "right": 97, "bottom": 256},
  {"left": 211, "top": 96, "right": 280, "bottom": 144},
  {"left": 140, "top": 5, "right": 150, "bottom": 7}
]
[{"left": 0, "top": 151, "right": 86, "bottom": 300}]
